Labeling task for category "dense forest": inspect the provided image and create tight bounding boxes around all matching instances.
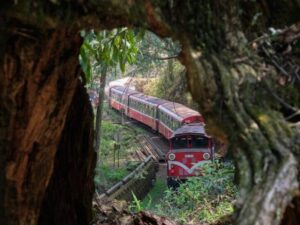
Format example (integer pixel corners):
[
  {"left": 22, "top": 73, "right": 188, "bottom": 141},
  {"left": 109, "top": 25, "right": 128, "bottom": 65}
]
[{"left": 0, "top": 1, "right": 300, "bottom": 225}]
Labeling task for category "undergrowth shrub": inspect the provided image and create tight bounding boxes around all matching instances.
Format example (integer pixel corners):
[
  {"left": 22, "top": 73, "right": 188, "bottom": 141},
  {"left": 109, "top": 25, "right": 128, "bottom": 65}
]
[
  {"left": 153, "top": 161, "right": 237, "bottom": 224},
  {"left": 94, "top": 165, "right": 128, "bottom": 186},
  {"left": 94, "top": 119, "right": 141, "bottom": 192}
]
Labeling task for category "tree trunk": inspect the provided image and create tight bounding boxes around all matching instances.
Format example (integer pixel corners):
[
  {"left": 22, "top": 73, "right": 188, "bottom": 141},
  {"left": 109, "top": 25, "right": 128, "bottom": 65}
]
[
  {"left": 172, "top": 2, "right": 300, "bottom": 224},
  {"left": 0, "top": 26, "right": 95, "bottom": 225},
  {"left": 94, "top": 66, "right": 107, "bottom": 165},
  {"left": 168, "top": 58, "right": 174, "bottom": 81},
  {"left": 38, "top": 83, "right": 95, "bottom": 225},
  {"left": 1, "top": 1, "right": 300, "bottom": 225}
]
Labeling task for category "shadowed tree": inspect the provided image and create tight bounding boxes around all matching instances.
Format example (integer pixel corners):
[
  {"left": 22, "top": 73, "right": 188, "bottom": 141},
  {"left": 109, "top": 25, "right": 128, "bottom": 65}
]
[{"left": 0, "top": 1, "right": 299, "bottom": 225}]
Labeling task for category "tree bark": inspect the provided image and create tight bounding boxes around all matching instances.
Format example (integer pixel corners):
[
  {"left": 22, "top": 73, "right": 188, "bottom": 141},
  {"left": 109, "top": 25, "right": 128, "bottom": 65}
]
[
  {"left": 1, "top": 1, "right": 300, "bottom": 225},
  {"left": 0, "top": 26, "right": 95, "bottom": 225},
  {"left": 38, "top": 83, "right": 95, "bottom": 225},
  {"left": 172, "top": 2, "right": 300, "bottom": 224}
]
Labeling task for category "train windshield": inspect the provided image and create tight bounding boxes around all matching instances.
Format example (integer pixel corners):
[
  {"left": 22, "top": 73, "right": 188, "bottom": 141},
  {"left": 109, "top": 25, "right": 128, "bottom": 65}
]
[
  {"left": 191, "top": 136, "right": 209, "bottom": 148},
  {"left": 172, "top": 137, "right": 188, "bottom": 149}
]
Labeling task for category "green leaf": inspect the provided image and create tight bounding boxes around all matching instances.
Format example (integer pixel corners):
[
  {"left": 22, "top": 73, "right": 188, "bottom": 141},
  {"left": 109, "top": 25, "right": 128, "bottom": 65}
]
[
  {"left": 119, "top": 59, "right": 126, "bottom": 73},
  {"left": 80, "top": 28, "right": 140, "bottom": 83},
  {"left": 114, "top": 36, "right": 121, "bottom": 47},
  {"left": 79, "top": 46, "right": 92, "bottom": 82}
]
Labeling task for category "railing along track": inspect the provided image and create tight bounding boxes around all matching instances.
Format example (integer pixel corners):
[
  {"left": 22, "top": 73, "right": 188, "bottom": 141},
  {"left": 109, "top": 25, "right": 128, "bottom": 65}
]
[{"left": 98, "top": 156, "right": 155, "bottom": 201}]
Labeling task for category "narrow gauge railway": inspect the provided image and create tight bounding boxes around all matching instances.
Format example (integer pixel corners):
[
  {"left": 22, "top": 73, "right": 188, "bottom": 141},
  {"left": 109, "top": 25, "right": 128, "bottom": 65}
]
[{"left": 106, "top": 84, "right": 214, "bottom": 188}]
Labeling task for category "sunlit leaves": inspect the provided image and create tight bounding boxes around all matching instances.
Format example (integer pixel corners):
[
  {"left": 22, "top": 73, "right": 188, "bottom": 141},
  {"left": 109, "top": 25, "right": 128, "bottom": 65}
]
[
  {"left": 79, "top": 28, "right": 143, "bottom": 83},
  {"left": 153, "top": 161, "right": 237, "bottom": 224}
]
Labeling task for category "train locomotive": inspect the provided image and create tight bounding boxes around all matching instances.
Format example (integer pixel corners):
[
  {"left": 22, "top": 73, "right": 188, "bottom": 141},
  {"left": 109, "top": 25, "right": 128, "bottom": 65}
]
[{"left": 107, "top": 85, "right": 214, "bottom": 188}]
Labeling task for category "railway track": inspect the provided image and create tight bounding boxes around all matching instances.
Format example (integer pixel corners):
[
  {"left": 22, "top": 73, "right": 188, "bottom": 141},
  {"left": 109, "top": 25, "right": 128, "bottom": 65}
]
[{"left": 120, "top": 117, "right": 169, "bottom": 162}]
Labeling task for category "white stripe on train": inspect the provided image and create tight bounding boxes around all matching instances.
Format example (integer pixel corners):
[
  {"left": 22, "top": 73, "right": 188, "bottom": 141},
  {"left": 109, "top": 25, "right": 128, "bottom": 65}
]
[{"left": 168, "top": 160, "right": 210, "bottom": 174}]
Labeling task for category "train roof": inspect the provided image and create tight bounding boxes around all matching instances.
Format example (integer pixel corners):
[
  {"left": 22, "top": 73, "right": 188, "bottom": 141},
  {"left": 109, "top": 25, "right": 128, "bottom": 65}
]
[
  {"left": 171, "top": 123, "right": 207, "bottom": 138},
  {"left": 145, "top": 97, "right": 169, "bottom": 105},
  {"left": 159, "top": 102, "right": 201, "bottom": 120},
  {"left": 130, "top": 93, "right": 169, "bottom": 106},
  {"left": 111, "top": 85, "right": 140, "bottom": 96}
]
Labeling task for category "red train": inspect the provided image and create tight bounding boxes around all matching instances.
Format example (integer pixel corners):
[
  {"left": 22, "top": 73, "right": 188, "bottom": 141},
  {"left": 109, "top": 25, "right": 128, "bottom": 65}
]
[{"left": 107, "top": 85, "right": 214, "bottom": 188}]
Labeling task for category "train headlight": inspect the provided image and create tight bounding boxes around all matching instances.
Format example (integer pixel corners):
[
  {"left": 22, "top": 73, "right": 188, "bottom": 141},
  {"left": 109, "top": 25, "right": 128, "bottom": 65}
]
[
  {"left": 203, "top": 153, "right": 210, "bottom": 160},
  {"left": 168, "top": 153, "right": 176, "bottom": 161}
]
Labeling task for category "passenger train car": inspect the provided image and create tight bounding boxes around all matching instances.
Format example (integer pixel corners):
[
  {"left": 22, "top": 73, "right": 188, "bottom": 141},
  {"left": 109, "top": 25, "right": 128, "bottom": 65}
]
[{"left": 107, "top": 85, "right": 214, "bottom": 188}]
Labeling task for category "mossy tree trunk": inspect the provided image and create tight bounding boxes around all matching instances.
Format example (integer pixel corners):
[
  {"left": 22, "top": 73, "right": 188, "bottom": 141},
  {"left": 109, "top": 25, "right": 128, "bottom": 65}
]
[
  {"left": 0, "top": 1, "right": 300, "bottom": 225},
  {"left": 169, "top": 2, "right": 300, "bottom": 225}
]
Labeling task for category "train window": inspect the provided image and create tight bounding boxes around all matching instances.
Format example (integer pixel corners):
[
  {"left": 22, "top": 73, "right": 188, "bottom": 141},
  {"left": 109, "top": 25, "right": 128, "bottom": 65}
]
[
  {"left": 173, "top": 121, "right": 176, "bottom": 130},
  {"left": 142, "top": 103, "right": 144, "bottom": 112},
  {"left": 191, "top": 136, "right": 209, "bottom": 148},
  {"left": 168, "top": 116, "right": 172, "bottom": 128},
  {"left": 163, "top": 113, "right": 167, "bottom": 124},
  {"left": 172, "top": 137, "right": 188, "bottom": 149}
]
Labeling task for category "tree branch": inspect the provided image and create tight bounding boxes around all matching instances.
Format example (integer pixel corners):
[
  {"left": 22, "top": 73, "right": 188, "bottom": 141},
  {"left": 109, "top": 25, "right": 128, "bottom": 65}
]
[{"left": 263, "top": 79, "right": 299, "bottom": 113}]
